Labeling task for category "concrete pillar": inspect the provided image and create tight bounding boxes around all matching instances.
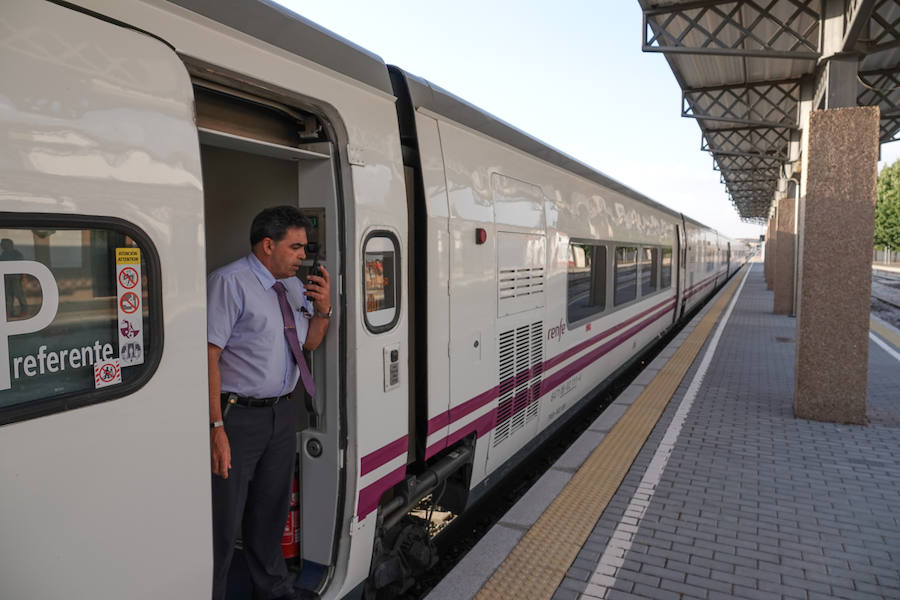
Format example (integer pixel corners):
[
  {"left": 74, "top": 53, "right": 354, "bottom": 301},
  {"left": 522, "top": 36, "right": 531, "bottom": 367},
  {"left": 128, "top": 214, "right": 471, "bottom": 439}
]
[
  {"left": 773, "top": 191, "right": 796, "bottom": 315},
  {"left": 764, "top": 213, "right": 776, "bottom": 290},
  {"left": 794, "top": 107, "right": 879, "bottom": 424}
]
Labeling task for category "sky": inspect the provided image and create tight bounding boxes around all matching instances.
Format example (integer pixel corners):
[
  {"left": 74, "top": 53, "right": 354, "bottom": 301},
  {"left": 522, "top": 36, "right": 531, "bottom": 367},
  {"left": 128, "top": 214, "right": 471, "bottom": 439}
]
[{"left": 276, "top": 0, "right": 900, "bottom": 240}]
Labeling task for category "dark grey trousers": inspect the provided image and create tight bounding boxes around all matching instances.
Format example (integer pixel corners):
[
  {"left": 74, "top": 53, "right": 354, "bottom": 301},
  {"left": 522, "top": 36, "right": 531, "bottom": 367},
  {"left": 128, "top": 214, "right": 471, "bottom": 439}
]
[{"left": 211, "top": 398, "right": 296, "bottom": 600}]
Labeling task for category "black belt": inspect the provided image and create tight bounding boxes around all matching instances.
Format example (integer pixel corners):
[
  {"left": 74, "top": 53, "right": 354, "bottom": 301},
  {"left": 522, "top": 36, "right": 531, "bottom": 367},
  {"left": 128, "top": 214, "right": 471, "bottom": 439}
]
[{"left": 221, "top": 392, "right": 290, "bottom": 408}]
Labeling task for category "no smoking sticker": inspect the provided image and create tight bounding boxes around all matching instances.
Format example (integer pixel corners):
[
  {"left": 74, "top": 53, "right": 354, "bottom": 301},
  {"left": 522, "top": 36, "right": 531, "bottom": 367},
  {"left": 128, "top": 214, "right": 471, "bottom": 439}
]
[
  {"left": 119, "top": 292, "right": 140, "bottom": 314},
  {"left": 94, "top": 359, "right": 122, "bottom": 388}
]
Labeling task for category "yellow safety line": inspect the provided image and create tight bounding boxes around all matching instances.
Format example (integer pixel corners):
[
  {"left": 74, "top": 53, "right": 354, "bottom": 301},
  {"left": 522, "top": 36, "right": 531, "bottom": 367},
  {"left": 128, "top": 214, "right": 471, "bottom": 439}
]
[
  {"left": 870, "top": 316, "right": 900, "bottom": 350},
  {"left": 476, "top": 268, "right": 746, "bottom": 600}
]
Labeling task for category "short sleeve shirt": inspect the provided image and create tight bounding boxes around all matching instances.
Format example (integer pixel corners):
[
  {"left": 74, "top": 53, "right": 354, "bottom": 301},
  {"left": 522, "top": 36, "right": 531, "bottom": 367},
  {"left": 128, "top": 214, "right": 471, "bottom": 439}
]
[{"left": 207, "top": 254, "right": 314, "bottom": 398}]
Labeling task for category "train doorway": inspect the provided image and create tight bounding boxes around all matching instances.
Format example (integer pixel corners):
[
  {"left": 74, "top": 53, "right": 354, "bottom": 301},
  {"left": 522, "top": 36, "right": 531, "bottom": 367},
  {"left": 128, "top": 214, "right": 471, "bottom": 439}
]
[{"left": 193, "top": 79, "right": 345, "bottom": 587}]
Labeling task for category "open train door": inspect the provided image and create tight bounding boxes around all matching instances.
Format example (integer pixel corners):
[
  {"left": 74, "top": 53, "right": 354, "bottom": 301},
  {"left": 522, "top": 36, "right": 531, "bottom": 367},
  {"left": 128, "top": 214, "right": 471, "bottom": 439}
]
[{"left": 0, "top": 1, "right": 211, "bottom": 598}]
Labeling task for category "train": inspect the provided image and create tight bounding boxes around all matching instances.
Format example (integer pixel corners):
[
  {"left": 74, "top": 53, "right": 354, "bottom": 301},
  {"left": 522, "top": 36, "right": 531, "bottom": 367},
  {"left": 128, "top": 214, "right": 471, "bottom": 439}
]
[{"left": 0, "top": 1, "right": 750, "bottom": 598}]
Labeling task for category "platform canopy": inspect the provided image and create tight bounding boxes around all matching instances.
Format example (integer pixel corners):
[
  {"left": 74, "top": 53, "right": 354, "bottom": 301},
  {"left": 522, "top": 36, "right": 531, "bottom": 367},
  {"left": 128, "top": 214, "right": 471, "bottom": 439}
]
[{"left": 639, "top": 0, "right": 900, "bottom": 222}]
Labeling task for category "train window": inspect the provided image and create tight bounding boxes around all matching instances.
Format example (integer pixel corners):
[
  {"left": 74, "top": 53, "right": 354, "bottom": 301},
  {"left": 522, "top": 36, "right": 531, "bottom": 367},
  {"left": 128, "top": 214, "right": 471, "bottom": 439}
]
[
  {"left": 0, "top": 218, "right": 161, "bottom": 425},
  {"left": 567, "top": 242, "right": 606, "bottom": 323},
  {"left": 614, "top": 246, "right": 638, "bottom": 306},
  {"left": 363, "top": 232, "right": 400, "bottom": 333},
  {"left": 661, "top": 248, "right": 673, "bottom": 289},
  {"left": 639, "top": 247, "right": 659, "bottom": 296}
]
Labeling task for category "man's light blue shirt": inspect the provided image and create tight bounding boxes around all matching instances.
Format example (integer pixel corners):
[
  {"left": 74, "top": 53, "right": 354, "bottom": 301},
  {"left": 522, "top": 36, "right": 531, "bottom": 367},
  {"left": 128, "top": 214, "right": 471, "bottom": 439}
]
[{"left": 207, "top": 253, "right": 313, "bottom": 398}]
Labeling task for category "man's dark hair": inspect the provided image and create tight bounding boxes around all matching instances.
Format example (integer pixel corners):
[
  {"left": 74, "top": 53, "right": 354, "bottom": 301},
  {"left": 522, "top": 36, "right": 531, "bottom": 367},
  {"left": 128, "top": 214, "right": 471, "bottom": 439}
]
[{"left": 250, "top": 205, "right": 312, "bottom": 246}]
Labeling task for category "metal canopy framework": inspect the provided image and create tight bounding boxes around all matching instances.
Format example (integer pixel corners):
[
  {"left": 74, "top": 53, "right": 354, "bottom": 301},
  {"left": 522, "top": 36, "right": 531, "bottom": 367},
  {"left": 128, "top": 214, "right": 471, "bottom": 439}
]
[
  {"left": 640, "top": 0, "right": 900, "bottom": 222},
  {"left": 643, "top": 0, "right": 821, "bottom": 59}
]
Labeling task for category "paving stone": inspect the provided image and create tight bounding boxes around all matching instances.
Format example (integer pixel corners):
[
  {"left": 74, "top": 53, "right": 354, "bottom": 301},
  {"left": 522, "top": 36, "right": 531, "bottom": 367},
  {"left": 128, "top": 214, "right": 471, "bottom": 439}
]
[
  {"left": 709, "top": 567, "right": 756, "bottom": 589},
  {"left": 565, "top": 566, "right": 591, "bottom": 582},
  {"left": 665, "top": 558, "right": 711, "bottom": 579},
  {"left": 632, "top": 583, "right": 681, "bottom": 600},
  {"left": 856, "top": 579, "right": 899, "bottom": 597},
  {"left": 712, "top": 550, "right": 757, "bottom": 569},
  {"left": 615, "top": 568, "right": 660, "bottom": 589},
  {"left": 659, "top": 577, "right": 710, "bottom": 598},
  {"left": 588, "top": 403, "right": 628, "bottom": 432},
  {"left": 735, "top": 547, "right": 780, "bottom": 564},
  {"left": 875, "top": 574, "right": 900, "bottom": 590},
  {"left": 672, "top": 541, "right": 714, "bottom": 559},
  {"left": 551, "top": 587, "right": 580, "bottom": 600},
  {"left": 732, "top": 583, "right": 783, "bottom": 600},
  {"left": 607, "top": 385, "right": 643, "bottom": 411},
  {"left": 499, "top": 468, "right": 573, "bottom": 529},
  {"left": 558, "top": 576, "right": 588, "bottom": 594},
  {"left": 609, "top": 577, "right": 634, "bottom": 594},
  {"left": 685, "top": 572, "right": 733, "bottom": 593},
  {"left": 640, "top": 563, "right": 687, "bottom": 584},
  {"left": 781, "top": 574, "right": 832, "bottom": 595},
  {"left": 757, "top": 574, "right": 812, "bottom": 598},
  {"left": 426, "top": 524, "right": 523, "bottom": 600},
  {"left": 605, "top": 589, "right": 644, "bottom": 600},
  {"left": 554, "top": 429, "right": 608, "bottom": 473}
]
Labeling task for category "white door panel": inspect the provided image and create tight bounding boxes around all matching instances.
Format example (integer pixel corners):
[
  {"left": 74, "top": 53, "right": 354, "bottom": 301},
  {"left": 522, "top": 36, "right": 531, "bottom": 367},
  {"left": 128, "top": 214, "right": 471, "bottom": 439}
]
[{"left": 0, "top": 2, "right": 209, "bottom": 598}]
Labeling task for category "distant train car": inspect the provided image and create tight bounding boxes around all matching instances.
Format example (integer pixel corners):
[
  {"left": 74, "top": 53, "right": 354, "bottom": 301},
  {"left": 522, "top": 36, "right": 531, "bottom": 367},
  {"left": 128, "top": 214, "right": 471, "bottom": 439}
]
[{"left": 0, "top": 1, "right": 744, "bottom": 598}]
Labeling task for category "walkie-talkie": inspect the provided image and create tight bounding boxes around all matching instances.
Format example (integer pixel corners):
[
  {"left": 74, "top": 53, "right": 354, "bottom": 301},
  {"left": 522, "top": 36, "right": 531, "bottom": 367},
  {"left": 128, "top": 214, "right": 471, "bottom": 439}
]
[{"left": 306, "top": 242, "right": 322, "bottom": 278}]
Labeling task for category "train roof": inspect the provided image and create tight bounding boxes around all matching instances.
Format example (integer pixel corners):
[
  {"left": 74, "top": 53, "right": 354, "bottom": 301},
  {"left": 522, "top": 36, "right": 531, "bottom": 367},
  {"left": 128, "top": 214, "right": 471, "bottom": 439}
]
[
  {"left": 394, "top": 68, "right": 684, "bottom": 222},
  {"left": 167, "top": 1, "right": 722, "bottom": 237},
  {"left": 168, "top": 0, "right": 393, "bottom": 95}
]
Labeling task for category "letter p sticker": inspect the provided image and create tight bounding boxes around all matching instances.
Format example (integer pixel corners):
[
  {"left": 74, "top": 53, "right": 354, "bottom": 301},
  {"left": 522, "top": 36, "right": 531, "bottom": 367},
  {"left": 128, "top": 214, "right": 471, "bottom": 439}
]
[{"left": 1, "top": 261, "right": 58, "bottom": 391}]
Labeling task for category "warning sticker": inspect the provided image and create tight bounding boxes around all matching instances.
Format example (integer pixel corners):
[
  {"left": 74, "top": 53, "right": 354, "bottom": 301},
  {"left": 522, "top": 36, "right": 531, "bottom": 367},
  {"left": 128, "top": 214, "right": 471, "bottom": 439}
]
[
  {"left": 94, "top": 359, "right": 122, "bottom": 388},
  {"left": 115, "top": 248, "right": 141, "bottom": 265},
  {"left": 116, "top": 248, "right": 144, "bottom": 367},
  {"left": 118, "top": 266, "right": 139, "bottom": 289},
  {"left": 119, "top": 292, "right": 140, "bottom": 314}
]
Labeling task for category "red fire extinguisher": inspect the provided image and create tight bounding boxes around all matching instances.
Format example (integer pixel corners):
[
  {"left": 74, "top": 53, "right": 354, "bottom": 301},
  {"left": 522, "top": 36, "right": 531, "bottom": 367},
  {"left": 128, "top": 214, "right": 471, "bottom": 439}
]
[{"left": 281, "top": 463, "right": 300, "bottom": 561}]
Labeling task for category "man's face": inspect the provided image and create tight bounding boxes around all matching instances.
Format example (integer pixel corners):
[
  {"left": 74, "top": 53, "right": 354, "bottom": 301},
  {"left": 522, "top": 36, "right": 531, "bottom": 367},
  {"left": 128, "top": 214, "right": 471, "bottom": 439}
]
[{"left": 268, "top": 226, "right": 308, "bottom": 279}]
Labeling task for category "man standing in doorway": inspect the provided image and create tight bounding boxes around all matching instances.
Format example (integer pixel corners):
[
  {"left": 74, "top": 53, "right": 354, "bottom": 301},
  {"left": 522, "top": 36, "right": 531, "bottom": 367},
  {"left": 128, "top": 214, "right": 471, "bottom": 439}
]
[{"left": 207, "top": 206, "right": 331, "bottom": 600}]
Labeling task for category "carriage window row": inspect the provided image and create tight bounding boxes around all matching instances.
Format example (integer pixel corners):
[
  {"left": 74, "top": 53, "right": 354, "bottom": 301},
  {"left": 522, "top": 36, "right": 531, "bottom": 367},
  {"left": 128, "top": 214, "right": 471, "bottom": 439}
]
[
  {"left": 567, "top": 241, "right": 672, "bottom": 324},
  {"left": 702, "top": 242, "right": 723, "bottom": 272}
]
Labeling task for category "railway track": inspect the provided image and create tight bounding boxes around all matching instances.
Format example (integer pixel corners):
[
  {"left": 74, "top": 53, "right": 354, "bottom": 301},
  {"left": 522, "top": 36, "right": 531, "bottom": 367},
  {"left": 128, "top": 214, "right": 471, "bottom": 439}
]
[{"left": 872, "top": 270, "right": 900, "bottom": 329}]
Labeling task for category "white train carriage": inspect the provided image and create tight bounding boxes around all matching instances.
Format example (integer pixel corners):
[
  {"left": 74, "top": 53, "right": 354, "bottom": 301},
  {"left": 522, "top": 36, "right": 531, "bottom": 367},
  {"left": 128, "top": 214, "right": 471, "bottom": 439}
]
[
  {"left": 392, "top": 71, "right": 686, "bottom": 489},
  {"left": 0, "top": 1, "right": 743, "bottom": 598}
]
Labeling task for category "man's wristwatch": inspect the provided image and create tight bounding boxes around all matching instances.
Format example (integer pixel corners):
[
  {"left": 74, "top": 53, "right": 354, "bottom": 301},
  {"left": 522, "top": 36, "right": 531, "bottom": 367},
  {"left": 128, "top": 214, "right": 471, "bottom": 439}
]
[
  {"left": 315, "top": 305, "right": 333, "bottom": 319},
  {"left": 210, "top": 420, "right": 224, "bottom": 430}
]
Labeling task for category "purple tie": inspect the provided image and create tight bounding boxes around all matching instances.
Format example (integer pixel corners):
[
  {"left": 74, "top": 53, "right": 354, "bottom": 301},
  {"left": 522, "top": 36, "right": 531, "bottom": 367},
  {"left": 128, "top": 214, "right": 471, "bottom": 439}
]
[{"left": 273, "top": 281, "right": 315, "bottom": 398}]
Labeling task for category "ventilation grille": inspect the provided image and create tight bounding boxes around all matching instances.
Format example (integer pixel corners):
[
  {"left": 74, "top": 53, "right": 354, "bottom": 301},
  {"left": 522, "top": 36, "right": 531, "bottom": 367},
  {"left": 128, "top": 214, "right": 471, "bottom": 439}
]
[
  {"left": 499, "top": 267, "right": 545, "bottom": 299},
  {"left": 493, "top": 321, "right": 543, "bottom": 447}
]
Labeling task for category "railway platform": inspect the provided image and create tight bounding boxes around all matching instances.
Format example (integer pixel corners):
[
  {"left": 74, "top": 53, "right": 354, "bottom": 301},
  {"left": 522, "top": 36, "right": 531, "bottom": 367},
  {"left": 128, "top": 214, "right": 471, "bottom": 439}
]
[{"left": 428, "top": 261, "right": 900, "bottom": 600}]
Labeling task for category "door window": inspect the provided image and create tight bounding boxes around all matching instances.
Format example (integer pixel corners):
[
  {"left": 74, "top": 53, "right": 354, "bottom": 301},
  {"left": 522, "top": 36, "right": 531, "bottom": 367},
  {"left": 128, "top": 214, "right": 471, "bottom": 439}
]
[
  {"left": 1, "top": 219, "right": 160, "bottom": 424},
  {"left": 363, "top": 233, "right": 400, "bottom": 332}
]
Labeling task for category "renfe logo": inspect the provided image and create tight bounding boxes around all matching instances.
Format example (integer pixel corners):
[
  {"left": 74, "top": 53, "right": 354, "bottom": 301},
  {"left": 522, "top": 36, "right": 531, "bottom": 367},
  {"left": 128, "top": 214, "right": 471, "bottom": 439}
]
[
  {"left": 547, "top": 318, "right": 566, "bottom": 341},
  {"left": 0, "top": 260, "right": 59, "bottom": 391}
]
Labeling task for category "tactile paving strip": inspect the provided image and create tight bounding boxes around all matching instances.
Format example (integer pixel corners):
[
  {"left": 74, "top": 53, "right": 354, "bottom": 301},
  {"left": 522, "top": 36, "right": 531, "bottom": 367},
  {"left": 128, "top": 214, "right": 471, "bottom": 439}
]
[
  {"left": 871, "top": 315, "right": 900, "bottom": 350},
  {"left": 476, "top": 271, "right": 745, "bottom": 600}
]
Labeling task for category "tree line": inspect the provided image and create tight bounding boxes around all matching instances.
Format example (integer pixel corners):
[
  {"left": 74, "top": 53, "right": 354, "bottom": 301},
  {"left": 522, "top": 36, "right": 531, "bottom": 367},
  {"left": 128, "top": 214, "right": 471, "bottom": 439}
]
[{"left": 876, "top": 159, "right": 900, "bottom": 253}]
